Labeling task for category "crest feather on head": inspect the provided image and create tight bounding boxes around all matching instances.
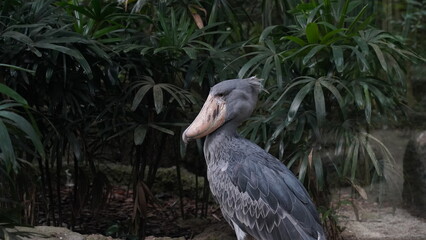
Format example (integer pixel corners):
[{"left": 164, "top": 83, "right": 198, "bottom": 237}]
[{"left": 247, "top": 76, "right": 263, "bottom": 93}]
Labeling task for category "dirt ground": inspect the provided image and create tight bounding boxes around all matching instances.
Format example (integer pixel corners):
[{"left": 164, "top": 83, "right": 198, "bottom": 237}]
[
  {"left": 334, "top": 188, "right": 426, "bottom": 240},
  {"left": 187, "top": 188, "right": 426, "bottom": 240},
  {"left": 7, "top": 184, "right": 426, "bottom": 240},
  {"left": 10, "top": 193, "right": 426, "bottom": 240},
  {"left": 7, "top": 129, "right": 426, "bottom": 239},
  {"left": 333, "top": 129, "right": 426, "bottom": 240}
]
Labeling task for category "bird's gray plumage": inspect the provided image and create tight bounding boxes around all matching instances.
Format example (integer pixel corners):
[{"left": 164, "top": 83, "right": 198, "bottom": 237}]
[
  {"left": 205, "top": 134, "right": 325, "bottom": 240},
  {"left": 184, "top": 77, "right": 326, "bottom": 240}
]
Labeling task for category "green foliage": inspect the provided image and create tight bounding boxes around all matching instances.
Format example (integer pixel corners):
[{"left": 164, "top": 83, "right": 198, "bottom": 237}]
[
  {"left": 0, "top": 0, "right": 244, "bottom": 237},
  {"left": 0, "top": 0, "right": 124, "bottom": 233},
  {"left": 0, "top": 67, "right": 44, "bottom": 239},
  {"left": 240, "top": 0, "right": 421, "bottom": 192},
  {"left": 0, "top": 0, "right": 423, "bottom": 239},
  {"left": 59, "top": 0, "right": 133, "bottom": 40},
  {"left": 0, "top": 73, "right": 44, "bottom": 173}
]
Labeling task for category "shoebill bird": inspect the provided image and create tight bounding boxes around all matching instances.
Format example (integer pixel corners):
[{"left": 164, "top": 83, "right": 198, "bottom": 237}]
[{"left": 182, "top": 77, "right": 326, "bottom": 240}]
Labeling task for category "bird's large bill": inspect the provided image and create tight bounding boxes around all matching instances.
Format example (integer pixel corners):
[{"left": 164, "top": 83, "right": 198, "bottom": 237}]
[{"left": 182, "top": 94, "right": 226, "bottom": 143}]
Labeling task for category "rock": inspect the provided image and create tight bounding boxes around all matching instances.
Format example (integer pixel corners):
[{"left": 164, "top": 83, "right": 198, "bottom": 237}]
[
  {"left": 402, "top": 131, "right": 426, "bottom": 218},
  {"left": 85, "top": 234, "right": 116, "bottom": 240},
  {"left": 8, "top": 226, "right": 84, "bottom": 240},
  {"left": 3, "top": 226, "right": 119, "bottom": 240},
  {"left": 371, "top": 129, "right": 410, "bottom": 205},
  {"left": 145, "top": 237, "right": 185, "bottom": 240},
  {"left": 334, "top": 187, "right": 426, "bottom": 240}
]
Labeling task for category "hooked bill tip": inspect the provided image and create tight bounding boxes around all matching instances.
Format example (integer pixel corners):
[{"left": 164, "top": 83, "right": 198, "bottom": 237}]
[
  {"left": 182, "top": 94, "right": 226, "bottom": 143},
  {"left": 182, "top": 130, "right": 190, "bottom": 144}
]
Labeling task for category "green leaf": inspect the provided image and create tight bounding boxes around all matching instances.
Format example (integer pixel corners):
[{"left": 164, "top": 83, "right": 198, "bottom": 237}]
[
  {"left": 363, "top": 81, "right": 391, "bottom": 107},
  {"left": 281, "top": 45, "right": 313, "bottom": 61},
  {"left": 160, "top": 84, "right": 194, "bottom": 110},
  {"left": 292, "top": 117, "right": 306, "bottom": 143},
  {"left": 303, "top": 44, "right": 325, "bottom": 65},
  {"left": 365, "top": 141, "right": 382, "bottom": 176},
  {"left": 153, "top": 85, "right": 164, "bottom": 114},
  {"left": 88, "top": 44, "right": 111, "bottom": 63},
  {"left": 148, "top": 124, "right": 174, "bottom": 135},
  {"left": 207, "top": 0, "right": 219, "bottom": 24},
  {"left": 343, "top": 143, "right": 354, "bottom": 176},
  {"left": 93, "top": 25, "right": 120, "bottom": 39},
  {"left": 265, "top": 39, "right": 277, "bottom": 53},
  {"left": 298, "top": 153, "right": 308, "bottom": 182},
  {"left": 282, "top": 36, "right": 306, "bottom": 46},
  {"left": 321, "top": 29, "right": 345, "bottom": 44},
  {"left": 347, "top": 1, "right": 362, "bottom": 16},
  {"left": 0, "top": 120, "right": 16, "bottom": 173},
  {"left": 272, "top": 77, "right": 314, "bottom": 109},
  {"left": 369, "top": 43, "right": 388, "bottom": 72},
  {"left": 355, "top": 15, "right": 374, "bottom": 34},
  {"left": 314, "top": 81, "right": 326, "bottom": 126},
  {"left": 322, "top": 0, "right": 332, "bottom": 19},
  {"left": 260, "top": 57, "right": 274, "bottom": 81},
  {"left": 363, "top": 85, "right": 371, "bottom": 124},
  {"left": 291, "top": 2, "right": 316, "bottom": 13},
  {"left": 353, "top": 83, "right": 364, "bottom": 108},
  {"left": 287, "top": 81, "right": 315, "bottom": 123},
  {"left": 270, "top": 121, "right": 287, "bottom": 145},
  {"left": 347, "top": 5, "right": 368, "bottom": 34},
  {"left": 338, "top": 0, "right": 350, "bottom": 28},
  {"left": 34, "top": 43, "right": 92, "bottom": 78},
  {"left": 105, "top": 224, "right": 120, "bottom": 237},
  {"left": 352, "top": 48, "right": 369, "bottom": 72},
  {"left": 331, "top": 45, "right": 344, "bottom": 73},
  {"left": 60, "top": 2, "right": 94, "bottom": 18},
  {"left": 131, "top": 85, "right": 152, "bottom": 111},
  {"left": 0, "top": 64, "right": 35, "bottom": 75},
  {"left": 287, "top": 151, "right": 301, "bottom": 169},
  {"left": 313, "top": 153, "right": 324, "bottom": 189},
  {"left": 238, "top": 52, "right": 268, "bottom": 78},
  {"left": 306, "top": 23, "right": 320, "bottom": 44},
  {"left": 353, "top": 36, "right": 369, "bottom": 55},
  {"left": 274, "top": 55, "right": 283, "bottom": 89},
  {"left": 352, "top": 183, "right": 368, "bottom": 200},
  {"left": 134, "top": 125, "right": 147, "bottom": 145},
  {"left": 351, "top": 140, "right": 359, "bottom": 180},
  {"left": 0, "top": 83, "right": 28, "bottom": 106},
  {"left": 307, "top": 3, "right": 322, "bottom": 24},
  {"left": 183, "top": 47, "right": 197, "bottom": 59},
  {"left": 0, "top": 103, "right": 22, "bottom": 111},
  {"left": 279, "top": 135, "right": 285, "bottom": 160},
  {"left": 260, "top": 25, "right": 279, "bottom": 43},
  {"left": 2, "top": 31, "right": 34, "bottom": 45},
  {"left": 320, "top": 80, "right": 347, "bottom": 118},
  {"left": 0, "top": 111, "right": 45, "bottom": 159},
  {"left": 37, "top": 36, "right": 90, "bottom": 44}
]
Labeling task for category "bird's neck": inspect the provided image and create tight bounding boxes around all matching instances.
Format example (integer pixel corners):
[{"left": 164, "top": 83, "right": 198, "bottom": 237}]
[
  {"left": 204, "top": 121, "right": 240, "bottom": 164},
  {"left": 207, "top": 121, "right": 239, "bottom": 142}
]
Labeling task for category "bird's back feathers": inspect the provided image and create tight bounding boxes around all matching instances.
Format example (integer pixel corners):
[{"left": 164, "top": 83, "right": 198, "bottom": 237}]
[{"left": 206, "top": 137, "right": 325, "bottom": 240}]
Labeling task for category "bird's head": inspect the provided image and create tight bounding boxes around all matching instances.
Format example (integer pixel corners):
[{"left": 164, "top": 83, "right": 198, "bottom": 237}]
[{"left": 182, "top": 77, "right": 262, "bottom": 143}]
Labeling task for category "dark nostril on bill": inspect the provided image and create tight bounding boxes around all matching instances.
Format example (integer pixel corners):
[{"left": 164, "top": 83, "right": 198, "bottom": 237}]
[{"left": 213, "top": 109, "right": 218, "bottom": 119}]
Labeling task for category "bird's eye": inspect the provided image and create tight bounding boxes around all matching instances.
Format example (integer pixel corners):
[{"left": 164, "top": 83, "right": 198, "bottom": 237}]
[{"left": 216, "top": 93, "right": 225, "bottom": 97}]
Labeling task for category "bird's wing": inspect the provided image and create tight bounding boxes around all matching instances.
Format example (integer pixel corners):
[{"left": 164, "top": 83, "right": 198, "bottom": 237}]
[{"left": 220, "top": 141, "right": 325, "bottom": 240}]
